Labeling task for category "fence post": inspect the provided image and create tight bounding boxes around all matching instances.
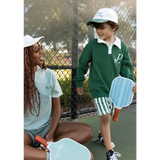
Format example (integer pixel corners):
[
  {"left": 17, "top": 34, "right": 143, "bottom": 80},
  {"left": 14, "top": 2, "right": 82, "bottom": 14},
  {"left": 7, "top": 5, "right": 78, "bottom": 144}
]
[{"left": 71, "top": 0, "right": 78, "bottom": 119}]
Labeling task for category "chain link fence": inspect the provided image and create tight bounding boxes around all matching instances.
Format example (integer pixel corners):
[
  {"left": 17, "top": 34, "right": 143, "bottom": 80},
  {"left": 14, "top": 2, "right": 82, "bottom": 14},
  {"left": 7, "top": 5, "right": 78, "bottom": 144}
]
[{"left": 24, "top": 0, "right": 136, "bottom": 120}]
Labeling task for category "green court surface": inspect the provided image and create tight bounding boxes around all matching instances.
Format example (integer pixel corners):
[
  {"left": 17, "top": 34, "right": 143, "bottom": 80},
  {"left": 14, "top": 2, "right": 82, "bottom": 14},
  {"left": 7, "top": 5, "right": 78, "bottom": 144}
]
[{"left": 77, "top": 107, "right": 136, "bottom": 160}]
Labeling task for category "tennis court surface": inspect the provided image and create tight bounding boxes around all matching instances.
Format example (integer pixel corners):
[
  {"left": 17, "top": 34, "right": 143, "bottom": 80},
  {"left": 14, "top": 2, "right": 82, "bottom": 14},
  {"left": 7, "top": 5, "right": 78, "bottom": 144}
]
[{"left": 77, "top": 106, "right": 136, "bottom": 160}]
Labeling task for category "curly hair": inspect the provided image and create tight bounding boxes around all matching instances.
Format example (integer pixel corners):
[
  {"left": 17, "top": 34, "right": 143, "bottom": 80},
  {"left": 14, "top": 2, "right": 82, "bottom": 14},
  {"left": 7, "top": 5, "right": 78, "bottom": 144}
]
[
  {"left": 91, "top": 21, "right": 119, "bottom": 31},
  {"left": 24, "top": 44, "right": 46, "bottom": 117}
]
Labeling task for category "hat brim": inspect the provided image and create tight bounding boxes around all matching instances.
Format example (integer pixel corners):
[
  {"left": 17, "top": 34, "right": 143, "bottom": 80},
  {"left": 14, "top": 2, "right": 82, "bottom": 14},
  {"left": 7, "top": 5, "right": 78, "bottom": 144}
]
[
  {"left": 86, "top": 19, "right": 109, "bottom": 26},
  {"left": 24, "top": 36, "right": 44, "bottom": 48}
]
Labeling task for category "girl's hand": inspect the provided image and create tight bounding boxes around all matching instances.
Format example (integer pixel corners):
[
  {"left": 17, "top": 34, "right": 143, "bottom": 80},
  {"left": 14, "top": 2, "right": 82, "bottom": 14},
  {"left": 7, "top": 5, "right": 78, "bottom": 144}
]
[
  {"left": 132, "top": 83, "right": 136, "bottom": 94},
  {"left": 40, "top": 143, "right": 50, "bottom": 152},
  {"left": 40, "top": 130, "right": 54, "bottom": 152},
  {"left": 44, "top": 130, "right": 54, "bottom": 142},
  {"left": 77, "top": 87, "right": 83, "bottom": 95}
]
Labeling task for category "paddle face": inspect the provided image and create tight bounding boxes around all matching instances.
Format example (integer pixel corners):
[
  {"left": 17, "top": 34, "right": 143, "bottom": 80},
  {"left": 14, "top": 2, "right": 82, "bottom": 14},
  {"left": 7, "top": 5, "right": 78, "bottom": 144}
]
[
  {"left": 109, "top": 77, "right": 134, "bottom": 109},
  {"left": 47, "top": 138, "right": 90, "bottom": 160}
]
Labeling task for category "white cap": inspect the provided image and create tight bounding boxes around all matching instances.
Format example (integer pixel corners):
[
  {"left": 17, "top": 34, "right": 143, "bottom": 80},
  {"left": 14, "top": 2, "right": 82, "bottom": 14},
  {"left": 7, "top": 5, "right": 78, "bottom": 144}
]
[
  {"left": 24, "top": 35, "right": 44, "bottom": 48},
  {"left": 87, "top": 8, "right": 118, "bottom": 25}
]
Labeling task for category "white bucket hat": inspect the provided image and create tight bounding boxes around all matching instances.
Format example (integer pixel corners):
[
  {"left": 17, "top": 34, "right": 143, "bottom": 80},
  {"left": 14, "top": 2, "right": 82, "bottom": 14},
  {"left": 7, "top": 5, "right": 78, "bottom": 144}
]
[
  {"left": 87, "top": 8, "right": 118, "bottom": 25},
  {"left": 24, "top": 35, "right": 44, "bottom": 48}
]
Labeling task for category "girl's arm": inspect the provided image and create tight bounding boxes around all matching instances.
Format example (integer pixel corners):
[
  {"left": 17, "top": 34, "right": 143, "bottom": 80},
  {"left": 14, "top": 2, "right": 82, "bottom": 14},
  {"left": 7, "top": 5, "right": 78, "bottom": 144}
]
[{"left": 44, "top": 97, "right": 61, "bottom": 142}]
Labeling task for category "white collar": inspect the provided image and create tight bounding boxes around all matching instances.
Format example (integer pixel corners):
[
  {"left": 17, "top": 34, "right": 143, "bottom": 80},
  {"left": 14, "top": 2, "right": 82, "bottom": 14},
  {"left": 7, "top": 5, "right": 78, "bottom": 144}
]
[{"left": 97, "top": 36, "right": 121, "bottom": 49}]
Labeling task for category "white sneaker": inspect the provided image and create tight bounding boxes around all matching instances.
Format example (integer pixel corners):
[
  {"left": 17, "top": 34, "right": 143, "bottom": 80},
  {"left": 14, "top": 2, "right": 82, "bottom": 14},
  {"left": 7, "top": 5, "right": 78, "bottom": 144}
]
[
  {"left": 111, "top": 142, "right": 115, "bottom": 148},
  {"left": 107, "top": 151, "right": 121, "bottom": 160},
  {"left": 92, "top": 131, "right": 115, "bottom": 148}
]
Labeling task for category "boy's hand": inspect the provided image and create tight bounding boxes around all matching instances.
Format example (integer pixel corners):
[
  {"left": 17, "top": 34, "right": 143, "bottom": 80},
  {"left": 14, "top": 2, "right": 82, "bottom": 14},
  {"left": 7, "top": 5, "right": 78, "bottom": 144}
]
[
  {"left": 132, "top": 83, "right": 136, "bottom": 94},
  {"left": 77, "top": 87, "right": 83, "bottom": 95}
]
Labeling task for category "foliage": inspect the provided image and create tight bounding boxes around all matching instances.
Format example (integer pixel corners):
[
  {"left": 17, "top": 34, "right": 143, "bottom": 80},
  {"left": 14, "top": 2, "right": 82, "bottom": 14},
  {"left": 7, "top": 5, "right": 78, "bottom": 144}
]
[
  {"left": 58, "top": 77, "right": 92, "bottom": 107},
  {"left": 58, "top": 78, "right": 72, "bottom": 107}
]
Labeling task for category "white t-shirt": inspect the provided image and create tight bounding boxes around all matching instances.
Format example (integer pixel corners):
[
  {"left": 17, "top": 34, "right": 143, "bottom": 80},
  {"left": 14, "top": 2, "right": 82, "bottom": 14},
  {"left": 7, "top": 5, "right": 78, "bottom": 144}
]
[{"left": 24, "top": 66, "right": 63, "bottom": 130}]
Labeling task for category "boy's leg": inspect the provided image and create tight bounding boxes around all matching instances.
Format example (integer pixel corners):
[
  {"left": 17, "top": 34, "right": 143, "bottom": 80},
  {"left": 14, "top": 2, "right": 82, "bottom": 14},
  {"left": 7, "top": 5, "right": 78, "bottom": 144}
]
[{"left": 100, "top": 113, "right": 113, "bottom": 152}]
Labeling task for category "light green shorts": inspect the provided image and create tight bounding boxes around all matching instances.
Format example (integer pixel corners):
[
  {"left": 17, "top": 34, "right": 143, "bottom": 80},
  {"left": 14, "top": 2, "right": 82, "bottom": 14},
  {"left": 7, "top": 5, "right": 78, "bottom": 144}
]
[
  {"left": 24, "top": 120, "right": 51, "bottom": 148},
  {"left": 93, "top": 97, "right": 115, "bottom": 116}
]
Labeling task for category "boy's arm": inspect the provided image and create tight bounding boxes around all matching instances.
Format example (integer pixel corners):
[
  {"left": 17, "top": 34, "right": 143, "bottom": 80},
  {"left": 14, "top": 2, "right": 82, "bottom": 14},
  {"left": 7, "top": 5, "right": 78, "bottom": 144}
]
[
  {"left": 74, "top": 43, "right": 92, "bottom": 87},
  {"left": 120, "top": 43, "right": 135, "bottom": 82}
]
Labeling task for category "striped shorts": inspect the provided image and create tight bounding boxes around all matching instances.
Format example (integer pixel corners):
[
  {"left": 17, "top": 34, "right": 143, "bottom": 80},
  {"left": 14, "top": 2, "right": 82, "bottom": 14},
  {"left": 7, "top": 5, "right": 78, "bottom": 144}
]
[{"left": 93, "top": 97, "right": 115, "bottom": 116}]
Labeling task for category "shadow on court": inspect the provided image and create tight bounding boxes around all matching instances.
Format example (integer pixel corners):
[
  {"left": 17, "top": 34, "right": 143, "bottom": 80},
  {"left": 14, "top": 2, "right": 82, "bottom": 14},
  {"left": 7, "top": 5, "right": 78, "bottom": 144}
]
[{"left": 76, "top": 107, "right": 136, "bottom": 160}]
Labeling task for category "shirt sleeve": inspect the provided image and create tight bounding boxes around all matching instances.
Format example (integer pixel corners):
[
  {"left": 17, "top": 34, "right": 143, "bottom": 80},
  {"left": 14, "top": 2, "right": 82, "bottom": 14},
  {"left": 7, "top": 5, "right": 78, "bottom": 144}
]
[
  {"left": 74, "top": 42, "right": 92, "bottom": 87},
  {"left": 120, "top": 42, "right": 135, "bottom": 82},
  {"left": 51, "top": 71, "right": 63, "bottom": 98}
]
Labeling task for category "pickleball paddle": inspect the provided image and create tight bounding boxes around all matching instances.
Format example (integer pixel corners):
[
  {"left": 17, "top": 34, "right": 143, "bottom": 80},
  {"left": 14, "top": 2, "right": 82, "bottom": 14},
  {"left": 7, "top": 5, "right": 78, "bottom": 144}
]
[
  {"left": 109, "top": 77, "right": 135, "bottom": 122},
  {"left": 34, "top": 135, "right": 91, "bottom": 160}
]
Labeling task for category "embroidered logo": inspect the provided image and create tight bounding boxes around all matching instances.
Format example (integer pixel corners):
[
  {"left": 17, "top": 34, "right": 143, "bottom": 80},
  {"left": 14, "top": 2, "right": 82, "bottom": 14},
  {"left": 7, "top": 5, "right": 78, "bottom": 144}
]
[
  {"left": 46, "top": 85, "right": 52, "bottom": 89},
  {"left": 115, "top": 54, "right": 123, "bottom": 63},
  {"left": 94, "top": 12, "right": 103, "bottom": 18}
]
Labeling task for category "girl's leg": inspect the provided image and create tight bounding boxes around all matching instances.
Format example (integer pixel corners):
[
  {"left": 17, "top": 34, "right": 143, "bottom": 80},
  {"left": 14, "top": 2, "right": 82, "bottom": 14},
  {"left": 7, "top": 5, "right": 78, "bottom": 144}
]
[
  {"left": 24, "top": 122, "right": 93, "bottom": 160},
  {"left": 24, "top": 132, "right": 47, "bottom": 160},
  {"left": 100, "top": 113, "right": 113, "bottom": 152},
  {"left": 53, "top": 122, "right": 94, "bottom": 160},
  {"left": 53, "top": 122, "right": 93, "bottom": 144}
]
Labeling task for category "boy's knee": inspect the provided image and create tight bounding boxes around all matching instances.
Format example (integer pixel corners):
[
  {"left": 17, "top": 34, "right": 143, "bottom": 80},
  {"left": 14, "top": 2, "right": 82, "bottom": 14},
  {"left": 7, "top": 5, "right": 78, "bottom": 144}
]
[{"left": 100, "top": 113, "right": 111, "bottom": 124}]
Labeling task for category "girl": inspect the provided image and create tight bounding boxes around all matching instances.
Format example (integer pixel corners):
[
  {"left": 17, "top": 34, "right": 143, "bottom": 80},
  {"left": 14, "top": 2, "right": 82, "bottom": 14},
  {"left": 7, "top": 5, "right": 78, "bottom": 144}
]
[
  {"left": 75, "top": 8, "right": 136, "bottom": 160},
  {"left": 24, "top": 35, "right": 93, "bottom": 160}
]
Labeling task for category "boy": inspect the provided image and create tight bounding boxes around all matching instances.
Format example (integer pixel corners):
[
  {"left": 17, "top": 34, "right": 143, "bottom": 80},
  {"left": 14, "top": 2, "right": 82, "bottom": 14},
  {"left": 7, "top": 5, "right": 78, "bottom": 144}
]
[{"left": 74, "top": 8, "right": 136, "bottom": 160}]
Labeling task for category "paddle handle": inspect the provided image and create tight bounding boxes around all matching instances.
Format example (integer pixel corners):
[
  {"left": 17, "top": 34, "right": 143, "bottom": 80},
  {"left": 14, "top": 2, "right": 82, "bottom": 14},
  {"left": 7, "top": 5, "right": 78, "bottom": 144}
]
[
  {"left": 112, "top": 108, "right": 121, "bottom": 122},
  {"left": 34, "top": 135, "right": 48, "bottom": 147}
]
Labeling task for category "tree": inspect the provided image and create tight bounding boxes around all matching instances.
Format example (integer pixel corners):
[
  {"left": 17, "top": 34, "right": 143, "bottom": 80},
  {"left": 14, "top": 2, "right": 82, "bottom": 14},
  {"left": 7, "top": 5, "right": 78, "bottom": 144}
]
[{"left": 24, "top": 0, "right": 136, "bottom": 52}]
